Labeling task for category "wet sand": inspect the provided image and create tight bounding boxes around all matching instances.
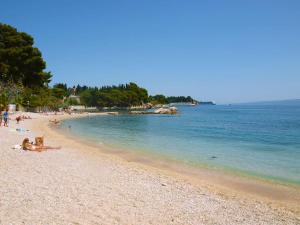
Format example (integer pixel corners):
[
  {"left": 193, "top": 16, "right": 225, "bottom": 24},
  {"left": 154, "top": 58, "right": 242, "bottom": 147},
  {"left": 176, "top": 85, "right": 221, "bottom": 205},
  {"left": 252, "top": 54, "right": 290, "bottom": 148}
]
[{"left": 0, "top": 112, "right": 299, "bottom": 224}]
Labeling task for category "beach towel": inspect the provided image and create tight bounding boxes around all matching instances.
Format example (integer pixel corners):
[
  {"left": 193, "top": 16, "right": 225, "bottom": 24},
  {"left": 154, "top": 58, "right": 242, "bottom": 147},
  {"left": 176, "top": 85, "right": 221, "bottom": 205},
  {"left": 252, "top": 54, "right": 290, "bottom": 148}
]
[{"left": 12, "top": 144, "right": 22, "bottom": 150}]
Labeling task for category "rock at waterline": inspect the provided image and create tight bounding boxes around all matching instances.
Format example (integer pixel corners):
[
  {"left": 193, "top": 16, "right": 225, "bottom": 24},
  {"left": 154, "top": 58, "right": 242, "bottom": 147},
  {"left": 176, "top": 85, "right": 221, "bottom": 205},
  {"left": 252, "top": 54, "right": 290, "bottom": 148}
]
[
  {"left": 154, "top": 107, "right": 178, "bottom": 114},
  {"left": 129, "top": 107, "right": 178, "bottom": 115}
]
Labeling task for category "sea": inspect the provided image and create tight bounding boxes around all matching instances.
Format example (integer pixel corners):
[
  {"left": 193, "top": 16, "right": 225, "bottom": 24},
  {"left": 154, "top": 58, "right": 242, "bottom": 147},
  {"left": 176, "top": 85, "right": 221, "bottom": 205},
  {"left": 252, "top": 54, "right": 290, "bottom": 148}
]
[{"left": 60, "top": 100, "right": 300, "bottom": 185}]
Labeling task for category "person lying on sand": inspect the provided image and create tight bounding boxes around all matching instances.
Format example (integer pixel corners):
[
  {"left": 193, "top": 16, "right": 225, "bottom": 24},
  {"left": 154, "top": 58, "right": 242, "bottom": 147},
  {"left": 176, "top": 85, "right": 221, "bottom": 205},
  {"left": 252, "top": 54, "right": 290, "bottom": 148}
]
[{"left": 22, "top": 138, "right": 61, "bottom": 152}]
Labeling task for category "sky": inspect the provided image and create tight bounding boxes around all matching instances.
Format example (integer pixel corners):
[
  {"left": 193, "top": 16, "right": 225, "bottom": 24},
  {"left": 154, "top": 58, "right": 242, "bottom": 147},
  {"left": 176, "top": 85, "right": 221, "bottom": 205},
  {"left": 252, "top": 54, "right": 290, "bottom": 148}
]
[{"left": 1, "top": 0, "right": 300, "bottom": 103}]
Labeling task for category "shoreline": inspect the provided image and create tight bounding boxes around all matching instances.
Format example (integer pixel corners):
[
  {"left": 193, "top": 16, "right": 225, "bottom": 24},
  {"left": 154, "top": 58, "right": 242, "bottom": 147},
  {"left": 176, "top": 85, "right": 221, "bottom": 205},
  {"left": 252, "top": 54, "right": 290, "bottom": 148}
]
[
  {"left": 59, "top": 117, "right": 300, "bottom": 188},
  {"left": 1, "top": 112, "right": 299, "bottom": 224},
  {"left": 49, "top": 114, "right": 300, "bottom": 210}
]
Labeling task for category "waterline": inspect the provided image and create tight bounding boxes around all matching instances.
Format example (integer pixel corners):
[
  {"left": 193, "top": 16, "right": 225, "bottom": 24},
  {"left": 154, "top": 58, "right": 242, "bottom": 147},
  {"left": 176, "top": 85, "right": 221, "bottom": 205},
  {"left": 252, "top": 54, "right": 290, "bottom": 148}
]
[{"left": 60, "top": 103, "right": 300, "bottom": 186}]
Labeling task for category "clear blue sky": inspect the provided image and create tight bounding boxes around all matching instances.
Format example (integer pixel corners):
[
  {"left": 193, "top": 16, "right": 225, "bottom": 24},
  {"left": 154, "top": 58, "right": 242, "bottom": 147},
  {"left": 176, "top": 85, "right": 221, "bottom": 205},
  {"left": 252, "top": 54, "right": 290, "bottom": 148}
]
[{"left": 1, "top": 0, "right": 300, "bottom": 103}]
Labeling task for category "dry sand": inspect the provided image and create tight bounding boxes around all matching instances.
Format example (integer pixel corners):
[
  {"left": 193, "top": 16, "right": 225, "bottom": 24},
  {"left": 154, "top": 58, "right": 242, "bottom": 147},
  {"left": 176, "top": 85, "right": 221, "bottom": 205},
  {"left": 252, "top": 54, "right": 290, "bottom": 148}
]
[{"left": 0, "top": 112, "right": 299, "bottom": 225}]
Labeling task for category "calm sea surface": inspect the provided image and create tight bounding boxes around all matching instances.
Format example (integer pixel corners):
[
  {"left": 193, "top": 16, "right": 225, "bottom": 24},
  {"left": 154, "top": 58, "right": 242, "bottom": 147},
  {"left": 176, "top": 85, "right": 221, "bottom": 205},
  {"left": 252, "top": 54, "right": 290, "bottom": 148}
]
[{"left": 60, "top": 101, "right": 300, "bottom": 185}]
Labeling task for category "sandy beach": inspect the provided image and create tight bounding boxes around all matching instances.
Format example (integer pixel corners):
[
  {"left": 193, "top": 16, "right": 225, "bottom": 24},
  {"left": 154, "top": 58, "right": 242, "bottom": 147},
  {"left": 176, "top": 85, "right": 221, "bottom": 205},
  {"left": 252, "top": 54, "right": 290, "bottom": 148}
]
[{"left": 0, "top": 112, "right": 299, "bottom": 225}]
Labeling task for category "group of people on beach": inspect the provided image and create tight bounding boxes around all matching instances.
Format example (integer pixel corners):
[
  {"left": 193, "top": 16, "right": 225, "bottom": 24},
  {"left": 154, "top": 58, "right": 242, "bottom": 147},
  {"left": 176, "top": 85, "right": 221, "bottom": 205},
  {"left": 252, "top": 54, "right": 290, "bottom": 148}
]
[
  {"left": 0, "top": 109, "right": 9, "bottom": 127},
  {"left": 16, "top": 115, "right": 32, "bottom": 124},
  {"left": 0, "top": 108, "right": 61, "bottom": 152},
  {"left": 0, "top": 108, "right": 34, "bottom": 127},
  {"left": 22, "top": 136, "right": 61, "bottom": 152}
]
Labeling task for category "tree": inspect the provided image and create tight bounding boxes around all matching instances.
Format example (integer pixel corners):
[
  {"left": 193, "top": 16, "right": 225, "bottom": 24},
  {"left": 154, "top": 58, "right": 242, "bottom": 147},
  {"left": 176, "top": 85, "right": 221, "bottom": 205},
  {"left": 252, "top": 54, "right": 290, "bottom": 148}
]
[
  {"left": 0, "top": 23, "right": 52, "bottom": 88},
  {"left": 0, "top": 80, "right": 23, "bottom": 109},
  {"left": 149, "top": 95, "right": 168, "bottom": 105},
  {"left": 79, "top": 83, "right": 149, "bottom": 108},
  {"left": 0, "top": 91, "right": 9, "bottom": 109},
  {"left": 52, "top": 83, "right": 68, "bottom": 99},
  {"left": 166, "top": 95, "right": 196, "bottom": 103}
]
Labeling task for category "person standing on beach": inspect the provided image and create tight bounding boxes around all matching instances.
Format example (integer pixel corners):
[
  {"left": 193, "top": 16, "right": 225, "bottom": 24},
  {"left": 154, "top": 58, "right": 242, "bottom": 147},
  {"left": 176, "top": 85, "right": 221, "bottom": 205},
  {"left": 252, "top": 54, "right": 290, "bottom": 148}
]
[{"left": 3, "top": 109, "right": 9, "bottom": 127}]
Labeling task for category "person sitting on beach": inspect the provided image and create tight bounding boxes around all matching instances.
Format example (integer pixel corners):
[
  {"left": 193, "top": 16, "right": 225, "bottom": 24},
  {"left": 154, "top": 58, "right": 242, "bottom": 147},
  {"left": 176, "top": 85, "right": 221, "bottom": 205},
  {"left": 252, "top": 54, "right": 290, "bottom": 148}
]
[
  {"left": 22, "top": 138, "right": 61, "bottom": 152},
  {"left": 16, "top": 116, "right": 21, "bottom": 124}
]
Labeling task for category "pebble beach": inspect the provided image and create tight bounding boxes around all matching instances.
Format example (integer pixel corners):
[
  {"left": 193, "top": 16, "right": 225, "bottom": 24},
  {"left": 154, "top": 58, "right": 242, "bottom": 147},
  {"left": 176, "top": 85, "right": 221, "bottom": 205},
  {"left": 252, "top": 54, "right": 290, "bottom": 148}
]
[{"left": 0, "top": 112, "right": 299, "bottom": 225}]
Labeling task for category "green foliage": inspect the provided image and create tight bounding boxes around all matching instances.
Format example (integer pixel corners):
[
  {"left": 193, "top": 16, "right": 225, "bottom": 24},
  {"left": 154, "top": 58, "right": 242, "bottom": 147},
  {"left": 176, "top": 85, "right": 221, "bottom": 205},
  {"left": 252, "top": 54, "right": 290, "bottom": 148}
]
[
  {"left": 66, "top": 98, "right": 80, "bottom": 106},
  {"left": 166, "top": 96, "right": 196, "bottom": 103},
  {"left": 0, "top": 81, "right": 23, "bottom": 109},
  {"left": 79, "top": 82, "right": 149, "bottom": 107},
  {"left": 20, "top": 88, "right": 62, "bottom": 110},
  {"left": 80, "top": 89, "right": 95, "bottom": 106},
  {"left": 149, "top": 95, "right": 197, "bottom": 105},
  {"left": 0, "top": 91, "right": 9, "bottom": 109},
  {"left": 0, "top": 23, "right": 52, "bottom": 88},
  {"left": 0, "top": 23, "right": 63, "bottom": 111},
  {"left": 78, "top": 84, "right": 197, "bottom": 108},
  {"left": 149, "top": 95, "right": 168, "bottom": 105},
  {"left": 52, "top": 83, "right": 68, "bottom": 99}
]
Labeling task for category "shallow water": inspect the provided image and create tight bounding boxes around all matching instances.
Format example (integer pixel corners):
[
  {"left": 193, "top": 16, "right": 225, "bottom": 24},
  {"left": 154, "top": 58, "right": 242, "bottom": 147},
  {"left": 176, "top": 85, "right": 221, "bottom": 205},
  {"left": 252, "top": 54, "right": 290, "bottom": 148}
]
[{"left": 60, "top": 101, "right": 300, "bottom": 185}]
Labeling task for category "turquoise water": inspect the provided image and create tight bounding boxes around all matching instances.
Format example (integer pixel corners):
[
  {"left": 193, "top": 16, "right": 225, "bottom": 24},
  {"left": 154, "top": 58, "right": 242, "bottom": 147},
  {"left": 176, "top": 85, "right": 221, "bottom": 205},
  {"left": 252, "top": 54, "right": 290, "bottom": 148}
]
[{"left": 61, "top": 101, "right": 300, "bottom": 185}]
